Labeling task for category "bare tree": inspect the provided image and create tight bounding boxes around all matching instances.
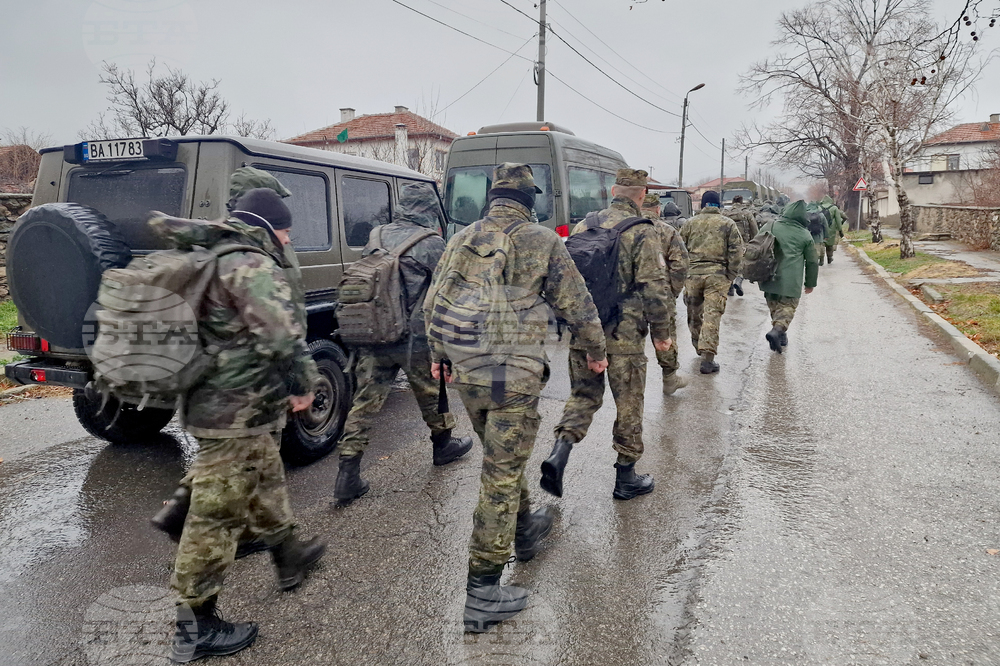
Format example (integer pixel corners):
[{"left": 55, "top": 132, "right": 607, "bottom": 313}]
[
  {"left": 865, "top": 13, "right": 983, "bottom": 257},
  {"left": 82, "top": 59, "right": 274, "bottom": 140},
  {"left": 0, "top": 127, "right": 52, "bottom": 187}
]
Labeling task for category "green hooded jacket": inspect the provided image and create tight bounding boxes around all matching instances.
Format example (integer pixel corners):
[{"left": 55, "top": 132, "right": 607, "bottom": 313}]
[
  {"left": 757, "top": 200, "right": 819, "bottom": 299},
  {"left": 820, "top": 195, "right": 846, "bottom": 245}
]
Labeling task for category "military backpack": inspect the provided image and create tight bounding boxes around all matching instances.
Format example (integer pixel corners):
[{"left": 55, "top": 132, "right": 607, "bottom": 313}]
[
  {"left": 89, "top": 238, "right": 269, "bottom": 411},
  {"left": 337, "top": 226, "right": 437, "bottom": 346},
  {"left": 426, "top": 218, "right": 540, "bottom": 375},
  {"left": 565, "top": 212, "right": 651, "bottom": 325},
  {"left": 741, "top": 222, "right": 778, "bottom": 283}
]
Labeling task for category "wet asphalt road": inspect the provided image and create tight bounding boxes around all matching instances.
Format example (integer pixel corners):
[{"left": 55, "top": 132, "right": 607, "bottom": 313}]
[{"left": 2, "top": 249, "right": 1000, "bottom": 665}]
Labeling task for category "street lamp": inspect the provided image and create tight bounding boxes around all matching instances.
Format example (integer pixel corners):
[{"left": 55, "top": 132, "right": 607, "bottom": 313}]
[{"left": 677, "top": 83, "right": 705, "bottom": 189}]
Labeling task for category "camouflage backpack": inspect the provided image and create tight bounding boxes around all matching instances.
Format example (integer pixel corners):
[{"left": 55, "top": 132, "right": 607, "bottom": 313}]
[
  {"left": 88, "top": 241, "right": 268, "bottom": 411},
  {"left": 336, "top": 226, "right": 437, "bottom": 346},
  {"left": 741, "top": 222, "right": 778, "bottom": 283},
  {"left": 426, "top": 218, "right": 535, "bottom": 374}
]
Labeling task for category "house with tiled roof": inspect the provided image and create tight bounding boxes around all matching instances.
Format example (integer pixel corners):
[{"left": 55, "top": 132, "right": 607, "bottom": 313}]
[
  {"left": 910, "top": 114, "right": 1000, "bottom": 172},
  {"left": 285, "top": 107, "right": 458, "bottom": 181}
]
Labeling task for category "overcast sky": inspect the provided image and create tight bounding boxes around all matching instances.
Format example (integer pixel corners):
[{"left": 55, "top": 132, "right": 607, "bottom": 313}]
[{"left": 2, "top": 0, "right": 997, "bottom": 191}]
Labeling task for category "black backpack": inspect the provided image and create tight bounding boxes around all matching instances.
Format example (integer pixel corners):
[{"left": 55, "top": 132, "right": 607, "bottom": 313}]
[{"left": 565, "top": 212, "right": 651, "bottom": 325}]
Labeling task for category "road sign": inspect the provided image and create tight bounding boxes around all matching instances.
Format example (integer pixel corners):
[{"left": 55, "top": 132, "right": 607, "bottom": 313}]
[{"left": 853, "top": 177, "right": 869, "bottom": 191}]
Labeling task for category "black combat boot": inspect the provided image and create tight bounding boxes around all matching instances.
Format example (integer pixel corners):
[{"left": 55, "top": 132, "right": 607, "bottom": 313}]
[
  {"left": 514, "top": 506, "right": 556, "bottom": 561},
  {"left": 733, "top": 278, "right": 744, "bottom": 297},
  {"left": 700, "top": 352, "right": 720, "bottom": 374},
  {"left": 170, "top": 598, "right": 258, "bottom": 663},
  {"left": 332, "top": 454, "right": 369, "bottom": 507},
  {"left": 779, "top": 330, "right": 789, "bottom": 347},
  {"left": 151, "top": 486, "right": 190, "bottom": 542},
  {"left": 464, "top": 570, "right": 530, "bottom": 633},
  {"left": 270, "top": 533, "right": 326, "bottom": 591},
  {"left": 613, "top": 462, "right": 655, "bottom": 500},
  {"left": 430, "top": 429, "right": 474, "bottom": 466},
  {"left": 765, "top": 326, "right": 783, "bottom": 354},
  {"left": 727, "top": 284, "right": 735, "bottom": 297},
  {"left": 540, "top": 438, "right": 573, "bottom": 497}
]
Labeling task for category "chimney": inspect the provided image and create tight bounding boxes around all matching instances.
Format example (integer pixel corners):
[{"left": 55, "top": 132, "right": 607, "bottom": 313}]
[
  {"left": 394, "top": 123, "right": 409, "bottom": 168},
  {"left": 395, "top": 105, "right": 409, "bottom": 114},
  {"left": 991, "top": 113, "right": 999, "bottom": 124},
  {"left": 340, "top": 108, "right": 355, "bottom": 123}
]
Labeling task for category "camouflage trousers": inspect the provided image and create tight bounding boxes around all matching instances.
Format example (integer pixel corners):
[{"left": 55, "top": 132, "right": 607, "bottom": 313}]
[
  {"left": 654, "top": 302, "right": 679, "bottom": 375},
  {"left": 823, "top": 243, "right": 836, "bottom": 261},
  {"left": 816, "top": 241, "right": 827, "bottom": 265},
  {"left": 172, "top": 432, "right": 293, "bottom": 607},
  {"left": 554, "top": 349, "right": 647, "bottom": 465},
  {"left": 684, "top": 274, "right": 731, "bottom": 355},
  {"left": 765, "top": 294, "right": 800, "bottom": 331},
  {"left": 338, "top": 343, "right": 455, "bottom": 458},
  {"left": 456, "top": 384, "right": 540, "bottom": 574}
]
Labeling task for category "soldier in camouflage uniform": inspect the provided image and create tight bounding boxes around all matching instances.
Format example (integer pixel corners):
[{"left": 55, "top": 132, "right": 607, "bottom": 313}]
[
  {"left": 332, "top": 183, "right": 473, "bottom": 506},
  {"left": 661, "top": 199, "right": 686, "bottom": 229},
  {"left": 723, "top": 195, "right": 758, "bottom": 297},
  {"left": 425, "top": 163, "right": 606, "bottom": 632},
  {"left": 151, "top": 189, "right": 326, "bottom": 663},
  {"left": 641, "top": 192, "right": 690, "bottom": 395},
  {"left": 547, "top": 169, "right": 673, "bottom": 502},
  {"left": 806, "top": 202, "right": 830, "bottom": 266},
  {"left": 820, "top": 195, "right": 845, "bottom": 264},
  {"left": 680, "top": 190, "right": 743, "bottom": 374}
]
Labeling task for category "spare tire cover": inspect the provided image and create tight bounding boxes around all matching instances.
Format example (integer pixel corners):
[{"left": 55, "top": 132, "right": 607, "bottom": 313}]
[{"left": 7, "top": 203, "right": 131, "bottom": 349}]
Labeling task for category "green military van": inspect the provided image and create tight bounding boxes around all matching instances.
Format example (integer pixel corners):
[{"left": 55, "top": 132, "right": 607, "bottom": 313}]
[
  {"left": 4, "top": 136, "right": 447, "bottom": 464},
  {"left": 441, "top": 122, "right": 629, "bottom": 237}
]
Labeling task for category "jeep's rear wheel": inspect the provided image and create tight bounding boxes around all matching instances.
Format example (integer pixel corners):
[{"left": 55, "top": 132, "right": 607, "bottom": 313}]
[
  {"left": 72, "top": 389, "right": 176, "bottom": 444},
  {"left": 280, "top": 340, "right": 353, "bottom": 465}
]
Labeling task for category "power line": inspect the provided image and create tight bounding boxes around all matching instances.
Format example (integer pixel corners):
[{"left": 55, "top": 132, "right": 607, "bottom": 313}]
[
  {"left": 390, "top": 0, "right": 533, "bottom": 61},
  {"left": 546, "top": 71, "right": 676, "bottom": 133},
  {"left": 497, "top": 0, "right": 680, "bottom": 118},
  {"left": 499, "top": 66, "right": 534, "bottom": 122},
  {"left": 433, "top": 34, "right": 537, "bottom": 118},
  {"left": 421, "top": 0, "right": 526, "bottom": 39}
]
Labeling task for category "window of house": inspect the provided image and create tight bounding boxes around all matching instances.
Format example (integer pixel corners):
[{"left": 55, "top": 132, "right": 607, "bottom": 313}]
[
  {"left": 341, "top": 176, "right": 391, "bottom": 247},
  {"left": 568, "top": 167, "right": 615, "bottom": 222},
  {"left": 947, "top": 154, "right": 960, "bottom": 170},
  {"left": 256, "top": 167, "right": 331, "bottom": 251},
  {"left": 918, "top": 174, "right": 934, "bottom": 185}
]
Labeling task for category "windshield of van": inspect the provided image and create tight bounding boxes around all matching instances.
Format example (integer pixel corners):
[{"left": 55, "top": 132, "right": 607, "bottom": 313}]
[
  {"left": 444, "top": 164, "right": 552, "bottom": 225},
  {"left": 67, "top": 163, "right": 187, "bottom": 250}
]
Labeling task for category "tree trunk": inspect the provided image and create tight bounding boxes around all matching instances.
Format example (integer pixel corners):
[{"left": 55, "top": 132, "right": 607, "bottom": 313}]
[
  {"left": 867, "top": 188, "right": 882, "bottom": 243},
  {"left": 897, "top": 183, "right": 915, "bottom": 259}
]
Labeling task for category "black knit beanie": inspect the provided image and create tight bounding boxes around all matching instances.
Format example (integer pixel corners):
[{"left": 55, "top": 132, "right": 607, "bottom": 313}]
[
  {"left": 232, "top": 188, "right": 292, "bottom": 230},
  {"left": 701, "top": 190, "right": 721, "bottom": 208}
]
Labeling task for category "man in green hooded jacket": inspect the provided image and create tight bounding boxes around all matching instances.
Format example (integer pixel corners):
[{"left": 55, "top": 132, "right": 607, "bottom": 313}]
[{"left": 757, "top": 200, "right": 819, "bottom": 353}]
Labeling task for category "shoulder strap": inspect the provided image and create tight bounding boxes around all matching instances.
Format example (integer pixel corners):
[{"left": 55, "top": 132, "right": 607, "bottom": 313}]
[
  {"left": 613, "top": 216, "right": 652, "bottom": 234},
  {"left": 584, "top": 211, "right": 601, "bottom": 229},
  {"left": 502, "top": 219, "right": 529, "bottom": 236},
  {"left": 390, "top": 228, "right": 437, "bottom": 258},
  {"left": 210, "top": 243, "right": 271, "bottom": 258}
]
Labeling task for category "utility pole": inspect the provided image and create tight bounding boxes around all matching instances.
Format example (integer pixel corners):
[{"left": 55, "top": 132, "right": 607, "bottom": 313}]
[
  {"left": 719, "top": 138, "right": 725, "bottom": 202},
  {"left": 744, "top": 155, "right": 749, "bottom": 181},
  {"left": 535, "top": 0, "right": 547, "bottom": 122},
  {"left": 677, "top": 83, "right": 704, "bottom": 188}
]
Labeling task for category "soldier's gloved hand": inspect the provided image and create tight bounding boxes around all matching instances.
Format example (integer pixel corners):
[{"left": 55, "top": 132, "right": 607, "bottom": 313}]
[
  {"left": 431, "top": 362, "right": 454, "bottom": 383},
  {"left": 653, "top": 338, "right": 673, "bottom": 352},
  {"left": 289, "top": 392, "right": 315, "bottom": 412},
  {"left": 586, "top": 355, "right": 609, "bottom": 374}
]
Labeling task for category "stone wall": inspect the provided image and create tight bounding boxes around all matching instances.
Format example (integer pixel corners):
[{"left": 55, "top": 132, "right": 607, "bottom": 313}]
[
  {"left": 0, "top": 193, "right": 33, "bottom": 299},
  {"left": 913, "top": 204, "right": 1000, "bottom": 250}
]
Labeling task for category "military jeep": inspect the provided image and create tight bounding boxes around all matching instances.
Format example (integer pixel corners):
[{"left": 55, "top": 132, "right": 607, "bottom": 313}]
[{"left": 4, "top": 136, "right": 448, "bottom": 464}]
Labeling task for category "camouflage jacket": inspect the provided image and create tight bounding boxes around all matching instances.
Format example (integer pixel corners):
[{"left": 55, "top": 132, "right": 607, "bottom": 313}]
[
  {"left": 643, "top": 209, "right": 689, "bottom": 298},
  {"left": 680, "top": 207, "right": 743, "bottom": 282},
  {"left": 572, "top": 196, "right": 674, "bottom": 354},
  {"left": 724, "top": 203, "right": 759, "bottom": 244},
  {"left": 150, "top": 216, "right": 320, "bottom": 438},
  {"left": 426, "top": 197, "right": 605, "bottom": 396}
]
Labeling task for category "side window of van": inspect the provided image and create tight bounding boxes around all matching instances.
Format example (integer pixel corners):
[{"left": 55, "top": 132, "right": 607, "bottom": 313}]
[
  {"left": 257, "top": 167, "right": 331, "bottom": 251},
  {"left": 568, "top": 167, "right": 614, "bottom": 221},
  {"left": 342, "top": 176, "right": 391, "bottom": 247}
]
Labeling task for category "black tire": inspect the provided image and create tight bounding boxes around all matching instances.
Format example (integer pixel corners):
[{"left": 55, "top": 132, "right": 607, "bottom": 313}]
[
  {"left": 72, "top": 388, "right": 176, "bottom": 444},
  {"left": 280, "top": 340, "right": 353, "bottom": 465},
  {"left": 7, "top": 203, "right": 131, "bottom": 349}
]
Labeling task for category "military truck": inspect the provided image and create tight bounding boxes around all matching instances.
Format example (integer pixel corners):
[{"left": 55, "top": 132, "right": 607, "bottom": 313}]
[
  {"left": 3, "top": 136, "right": 448, "bottom": 464},
  {"left": 441, "top": 122, "right": 628, "bottom": 237}
]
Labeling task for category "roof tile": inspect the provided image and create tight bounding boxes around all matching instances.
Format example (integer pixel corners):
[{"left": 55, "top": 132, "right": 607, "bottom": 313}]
[
  {"left": 285, "top": 111, "right": 458, "bottom": 145},
  {"left": 924, "top": 121, "right": 1000, "bottom": 146}
]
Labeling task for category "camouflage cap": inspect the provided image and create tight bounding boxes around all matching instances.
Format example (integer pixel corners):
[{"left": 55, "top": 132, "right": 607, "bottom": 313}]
[
  {"left": 492, "top": 163, "right": 543, "bottom": 193},
  {"left": 395, "top": 182, "right": 441, "bottom": 229},
  {"left": 228, "top": 167, "right": 292, "bottom": 210},
  {"left": 615, "top": 168, "right": 648, "bottom": 187},
  {"left": 641, "top": 192, "right": 661, "bottom": 208}
]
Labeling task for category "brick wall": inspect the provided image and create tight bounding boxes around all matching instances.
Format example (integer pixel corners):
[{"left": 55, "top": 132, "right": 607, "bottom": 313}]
[
  {"left": 0, "top": 194, "right": 33, "bottom": 299},
  {"left": 912, "top": 204, "right": 1000, "bottom": 250}
]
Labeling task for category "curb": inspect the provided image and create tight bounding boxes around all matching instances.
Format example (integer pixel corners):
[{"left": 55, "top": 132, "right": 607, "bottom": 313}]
[{"left": 845, "top": 241, "right": 1000, "bottom": 393}]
